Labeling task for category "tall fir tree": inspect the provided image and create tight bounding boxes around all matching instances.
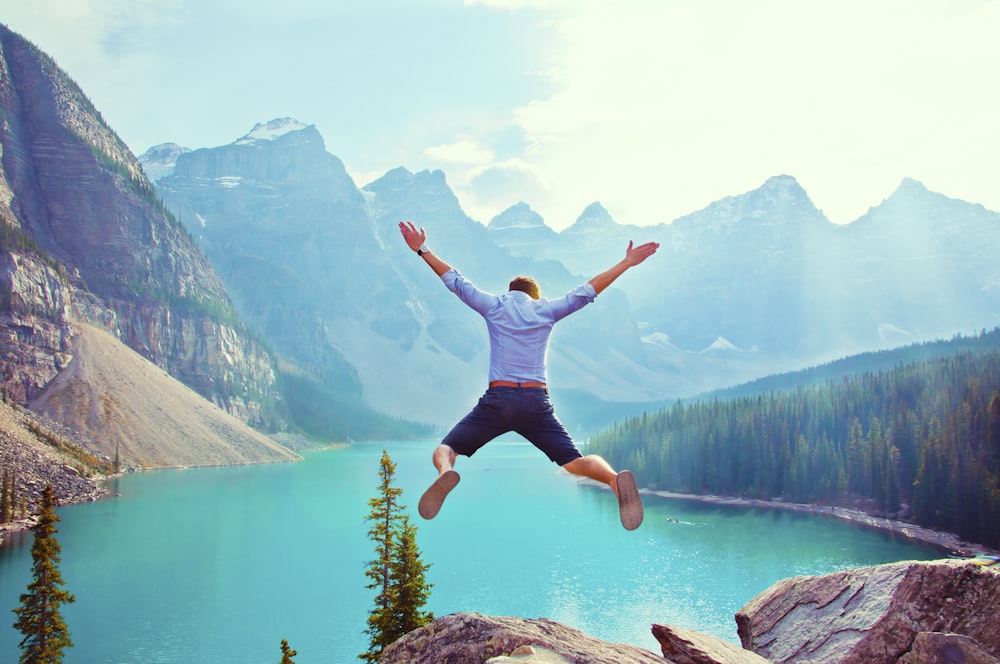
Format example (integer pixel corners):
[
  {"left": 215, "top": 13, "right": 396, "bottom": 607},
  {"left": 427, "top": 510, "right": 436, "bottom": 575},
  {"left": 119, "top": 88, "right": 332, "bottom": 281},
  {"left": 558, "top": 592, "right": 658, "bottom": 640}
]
[
  {"left": 391, "top": 519, "right": 433, "bottom": 636},
  {"left": 12, "top": 485, "right": 75, "bottom": 664},
  {"left": 360, "top": 451, "right": 432, "bottom": 663}
]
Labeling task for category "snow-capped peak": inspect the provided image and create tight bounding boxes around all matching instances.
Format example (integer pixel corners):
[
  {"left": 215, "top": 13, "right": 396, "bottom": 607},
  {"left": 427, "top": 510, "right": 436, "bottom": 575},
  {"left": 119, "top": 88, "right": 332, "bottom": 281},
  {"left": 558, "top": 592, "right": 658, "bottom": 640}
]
[
  {"left": 138, "top": 143, "right": 190, "bottom": 182},
  {"left": 488, "top": 202, "right": 546, "bottom": 230},
  {"left": 702, "top": 336, "right": 743, "bottom": 353},
  {"left": 235, "top": 118, "right": 309, "bottom": 145}
]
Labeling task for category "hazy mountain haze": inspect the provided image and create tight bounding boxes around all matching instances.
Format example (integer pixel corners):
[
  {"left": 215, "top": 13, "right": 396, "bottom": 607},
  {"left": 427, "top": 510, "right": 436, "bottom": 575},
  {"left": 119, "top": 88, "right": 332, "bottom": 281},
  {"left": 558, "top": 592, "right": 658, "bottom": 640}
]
[{"left": 140, "top": 118, "right": 1000, "bottom": 429}]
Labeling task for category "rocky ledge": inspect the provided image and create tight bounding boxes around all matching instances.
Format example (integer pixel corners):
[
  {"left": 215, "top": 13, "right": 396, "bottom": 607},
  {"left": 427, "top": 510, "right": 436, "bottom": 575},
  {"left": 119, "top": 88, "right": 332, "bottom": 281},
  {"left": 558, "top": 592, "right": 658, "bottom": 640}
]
[
  {"left": 378, "top": 613, "right": 665, "bottom": 664},
  {"left": 381, "top": 559, "right": 1000, "bottom": 663},
  {"left": 737, "top": 558, "right": 1000, "bottom": 663}
]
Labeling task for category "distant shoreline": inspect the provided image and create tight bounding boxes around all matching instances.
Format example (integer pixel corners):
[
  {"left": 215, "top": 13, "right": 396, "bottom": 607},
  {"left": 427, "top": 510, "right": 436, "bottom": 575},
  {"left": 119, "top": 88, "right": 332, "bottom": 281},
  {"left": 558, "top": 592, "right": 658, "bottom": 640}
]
[
  {"left": 576, "top": 475, "right": 997, "bottom": 558},
  {"left": 8, "top": 458, "right": 996, "bottom": 560},
  {"left": 643, "top": 488, "right": 1000, "bottom": 559}
]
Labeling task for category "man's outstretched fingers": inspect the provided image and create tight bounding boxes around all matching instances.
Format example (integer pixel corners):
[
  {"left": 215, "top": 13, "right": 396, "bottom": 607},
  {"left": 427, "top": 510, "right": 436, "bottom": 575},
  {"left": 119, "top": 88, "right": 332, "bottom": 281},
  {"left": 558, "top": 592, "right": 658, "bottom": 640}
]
[{"left": 418, "top": 470, "right": 461, "bottom": 520}]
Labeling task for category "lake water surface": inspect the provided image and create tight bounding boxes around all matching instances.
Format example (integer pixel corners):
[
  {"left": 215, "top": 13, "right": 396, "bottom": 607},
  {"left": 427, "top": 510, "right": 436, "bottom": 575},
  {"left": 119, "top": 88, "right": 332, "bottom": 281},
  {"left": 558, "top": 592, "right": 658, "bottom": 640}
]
[{"left": 1, "top": 440, "right": 938, "bottom": 663}]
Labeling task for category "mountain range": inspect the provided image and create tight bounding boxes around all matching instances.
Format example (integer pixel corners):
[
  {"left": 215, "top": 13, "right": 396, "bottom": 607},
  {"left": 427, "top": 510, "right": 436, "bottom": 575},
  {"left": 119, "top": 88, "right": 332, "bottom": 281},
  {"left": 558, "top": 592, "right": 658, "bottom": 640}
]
[
  {"left": 0, "top": 24, "right": 291, "bottom": 471},
  {"left": 2, "top": 19, "right": 999, "bottom": 477},
  {"left": 141, "top": 118, "right": 1000, "bottom": 430}
]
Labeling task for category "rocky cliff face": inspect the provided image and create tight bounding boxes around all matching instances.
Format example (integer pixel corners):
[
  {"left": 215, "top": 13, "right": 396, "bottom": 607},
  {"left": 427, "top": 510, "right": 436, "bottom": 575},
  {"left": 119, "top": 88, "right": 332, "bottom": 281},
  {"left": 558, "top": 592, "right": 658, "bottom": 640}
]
[
  {"left": 0, "top": 25, "right": 280, "bottom": 429},
  {"left": 0, "top": 249, "right": 73, "bottom": 403},
  {"left": 29, "top": 323, "right": 298, "bottom": 468},
  {"left": 149, "top": 118, "right": 378, "bottom": 399}
]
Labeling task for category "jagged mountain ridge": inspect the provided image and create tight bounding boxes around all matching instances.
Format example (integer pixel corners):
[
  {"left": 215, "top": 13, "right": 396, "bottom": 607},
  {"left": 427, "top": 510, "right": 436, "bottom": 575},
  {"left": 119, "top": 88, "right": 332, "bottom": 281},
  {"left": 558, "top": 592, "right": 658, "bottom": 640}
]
[
  {"left": 141, "top": 117, "right": 1000, "bottom": 430},
  {"left": 148, "top": 133, "right": 653, "bottom": 427},
  {"left": 490, "top": 175, "right": 1000, "bottom": 357},
  {"left": 0, "top": 24, "right": 289, "bottom": 468}
]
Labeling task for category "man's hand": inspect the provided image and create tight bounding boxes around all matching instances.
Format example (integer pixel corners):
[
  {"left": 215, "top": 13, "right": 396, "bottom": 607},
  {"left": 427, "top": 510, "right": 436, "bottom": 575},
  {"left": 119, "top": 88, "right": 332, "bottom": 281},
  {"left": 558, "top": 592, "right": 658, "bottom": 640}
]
[
  {"left": 624, "top": 240, "right": 660, "bottom": 267},
  {"left": 588, "top": 239, "right": 661, "bottom": 295},
  {"left": 399, "top": 221, "right": 427, "bottom": 252},
  {"left": 399, "top": 220, "right": 453, "bottom": 277}
]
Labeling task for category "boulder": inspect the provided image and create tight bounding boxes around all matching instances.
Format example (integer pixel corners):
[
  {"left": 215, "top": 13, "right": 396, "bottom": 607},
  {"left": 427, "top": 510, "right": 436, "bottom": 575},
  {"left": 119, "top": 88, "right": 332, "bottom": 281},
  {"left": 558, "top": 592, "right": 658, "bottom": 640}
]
[
  {"left": 898, "top": 632, "right": 998, "bottom": 664},
  {"left": 652, "top": 624, "right": 770, "bottom": 664},
  {"left": 736, "top": 559, "right": 1000, "bottom": 664},
  {"left": 377, "top": 612, "right": 665, "bottom": 664}
]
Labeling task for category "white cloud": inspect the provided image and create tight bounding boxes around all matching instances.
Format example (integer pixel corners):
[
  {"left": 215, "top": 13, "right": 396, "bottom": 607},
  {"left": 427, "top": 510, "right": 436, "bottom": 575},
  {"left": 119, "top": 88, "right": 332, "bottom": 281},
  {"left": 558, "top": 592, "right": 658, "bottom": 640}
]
[
  {"left": 3, "top": 0, "right": 998, "bottom": 231},
  {"left": 1, "top": 0, "right": 188, "bottom": 141},
  {"left": 502, "top": 0, "right": 1000, "bottom": 227},
  {"left": 3, "top": 0, "right": 185, "bottom": 61},
  {"left": 459, "top": 159, "right": 553, "bottom": 224},
  {"left": 423, "top": 138, "right": 495, "bottom": 165}
]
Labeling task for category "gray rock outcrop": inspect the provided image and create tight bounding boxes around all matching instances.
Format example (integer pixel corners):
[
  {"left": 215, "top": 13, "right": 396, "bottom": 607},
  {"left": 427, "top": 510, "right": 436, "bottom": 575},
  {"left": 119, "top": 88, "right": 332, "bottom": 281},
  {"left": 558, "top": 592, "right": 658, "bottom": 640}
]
[
  {"left": 652, "top": 623, "right": 769, "bottom": 664},
  {"left": 377, "top": 561, "right": 1000, "bottom": 664},
  {"left": 736, "top": 559, "right": 1000, "bottom": 663},
  {"left": 897, "top": 632, "right": 998, "bottom": 664},
  {"left": 377, "top": 613, "right": 666, "bottom": 664}
]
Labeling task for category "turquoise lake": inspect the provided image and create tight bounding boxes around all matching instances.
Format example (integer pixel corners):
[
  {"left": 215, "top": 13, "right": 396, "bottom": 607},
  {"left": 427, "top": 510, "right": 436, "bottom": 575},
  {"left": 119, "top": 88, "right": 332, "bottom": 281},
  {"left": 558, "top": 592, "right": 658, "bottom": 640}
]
[{"left": 1, "top": 440, "right": 939, "bottom": 663}]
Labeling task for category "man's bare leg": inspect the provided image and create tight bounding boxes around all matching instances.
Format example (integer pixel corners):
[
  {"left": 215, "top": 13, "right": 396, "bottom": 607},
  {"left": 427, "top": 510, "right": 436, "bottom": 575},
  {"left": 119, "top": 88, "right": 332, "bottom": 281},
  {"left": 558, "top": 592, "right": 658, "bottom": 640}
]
[
  {"left": 562, "top": 454, "right": 644, "bottom": 530},
  {"left": 562, "top": 455, "right": 617, "bottom": 491},
  {"left": 419, "top": 444, "right": 461, "bottom": 520},
  {"left": 432, "top": 444, "right": 458, "bottom": 474}
]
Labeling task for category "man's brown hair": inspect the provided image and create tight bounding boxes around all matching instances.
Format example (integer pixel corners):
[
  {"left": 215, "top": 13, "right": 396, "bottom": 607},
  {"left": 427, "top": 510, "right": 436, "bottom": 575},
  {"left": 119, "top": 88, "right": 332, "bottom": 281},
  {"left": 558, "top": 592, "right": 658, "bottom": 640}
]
[{"left": 509, "top": 275, "right": 541, "bottom": 300}]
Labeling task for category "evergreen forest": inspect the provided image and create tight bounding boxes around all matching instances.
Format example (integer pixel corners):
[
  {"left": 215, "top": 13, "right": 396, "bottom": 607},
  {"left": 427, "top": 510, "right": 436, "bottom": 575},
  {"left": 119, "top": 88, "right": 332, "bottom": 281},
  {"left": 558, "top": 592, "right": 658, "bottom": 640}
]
[{"left": 588, "top": 328, "right": 1000, "bottom": 549}]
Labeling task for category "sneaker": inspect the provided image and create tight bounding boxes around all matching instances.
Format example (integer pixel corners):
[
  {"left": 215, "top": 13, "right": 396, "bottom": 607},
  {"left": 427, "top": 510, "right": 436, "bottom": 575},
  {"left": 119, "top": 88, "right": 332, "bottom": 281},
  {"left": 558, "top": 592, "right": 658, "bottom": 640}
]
[
  {"left": 616, "top": 470, "right": 643, "bottom": 530},
  {"left": 418, "top": 470, "right": 461, "bottom": 519}
]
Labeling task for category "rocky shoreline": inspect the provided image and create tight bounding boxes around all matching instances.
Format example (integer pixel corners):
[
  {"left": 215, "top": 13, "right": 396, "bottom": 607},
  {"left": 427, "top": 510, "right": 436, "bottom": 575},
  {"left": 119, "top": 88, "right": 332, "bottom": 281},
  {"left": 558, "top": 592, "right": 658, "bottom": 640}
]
[
  {"left": 644, "top": 488, "right": 1000, "bottom": 558},
  {"left": 0, "top": 400, "right": 111, "bottom": 543}
]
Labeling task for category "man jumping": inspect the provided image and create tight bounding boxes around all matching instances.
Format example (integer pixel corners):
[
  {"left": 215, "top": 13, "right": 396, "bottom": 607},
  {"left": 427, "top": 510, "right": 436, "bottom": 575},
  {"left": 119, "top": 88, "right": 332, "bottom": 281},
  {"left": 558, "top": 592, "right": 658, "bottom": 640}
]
[{"left": 399, "top": 220, "right": 659, "bottom": 530}]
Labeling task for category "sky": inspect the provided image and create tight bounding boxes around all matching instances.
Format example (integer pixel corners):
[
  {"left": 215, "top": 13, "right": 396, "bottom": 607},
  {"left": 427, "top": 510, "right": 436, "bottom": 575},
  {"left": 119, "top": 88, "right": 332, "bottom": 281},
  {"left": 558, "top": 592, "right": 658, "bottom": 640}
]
[{"left": 1, "top": 0, "right": 998, "bottom": 230}]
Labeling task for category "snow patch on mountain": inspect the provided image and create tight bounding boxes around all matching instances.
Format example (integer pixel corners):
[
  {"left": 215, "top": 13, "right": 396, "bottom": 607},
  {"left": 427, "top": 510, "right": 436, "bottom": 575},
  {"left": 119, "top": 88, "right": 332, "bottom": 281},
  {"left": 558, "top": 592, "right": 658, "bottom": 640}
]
[
  {"left": 702, "top": 337, "right": 745, "bottom": 353},
  {"left": 236, "top": 118, "right": 309, "bottom": 145},
  {"left": 137, "top": 143, "right": 190, "bottom": 182},
  {"left": 642, "top": 332, "right": 676, "bottom": 348}
]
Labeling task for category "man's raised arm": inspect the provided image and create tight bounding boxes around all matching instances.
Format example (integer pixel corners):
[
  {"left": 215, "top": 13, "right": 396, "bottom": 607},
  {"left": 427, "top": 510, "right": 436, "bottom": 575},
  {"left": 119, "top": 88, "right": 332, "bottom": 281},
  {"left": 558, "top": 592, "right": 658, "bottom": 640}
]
[
  {"left": 588, "top": 240, "right": 660, "bottom": 295},
  {"left": 399, "top": 221, "right": 452, "bottom": 277}
]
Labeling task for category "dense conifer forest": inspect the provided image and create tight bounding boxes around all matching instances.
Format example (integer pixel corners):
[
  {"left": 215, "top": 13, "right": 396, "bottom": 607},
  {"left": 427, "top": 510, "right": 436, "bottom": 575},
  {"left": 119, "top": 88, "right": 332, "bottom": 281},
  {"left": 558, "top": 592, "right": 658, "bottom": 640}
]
[{"left": 588, "top": 329, "right": 1000, "bottom": 549}]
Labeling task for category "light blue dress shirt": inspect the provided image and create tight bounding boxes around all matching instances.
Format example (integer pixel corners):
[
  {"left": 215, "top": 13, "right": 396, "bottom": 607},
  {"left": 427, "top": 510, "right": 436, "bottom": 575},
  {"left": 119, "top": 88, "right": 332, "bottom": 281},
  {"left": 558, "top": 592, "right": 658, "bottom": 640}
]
[{"left": 441, "top": 268, "right": 597, "bottom": 384}]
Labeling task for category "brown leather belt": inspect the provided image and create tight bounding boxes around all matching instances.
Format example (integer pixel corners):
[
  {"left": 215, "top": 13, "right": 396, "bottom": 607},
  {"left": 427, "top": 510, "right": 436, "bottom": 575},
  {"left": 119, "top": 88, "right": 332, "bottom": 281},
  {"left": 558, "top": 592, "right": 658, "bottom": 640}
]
[{"left": 489, "top": 380, "right": 547, "bottom": 389}]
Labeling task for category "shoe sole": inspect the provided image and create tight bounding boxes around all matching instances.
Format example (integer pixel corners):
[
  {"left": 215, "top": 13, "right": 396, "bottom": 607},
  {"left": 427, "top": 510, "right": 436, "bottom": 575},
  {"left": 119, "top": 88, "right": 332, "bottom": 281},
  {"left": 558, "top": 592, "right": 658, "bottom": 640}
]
[
  {"left": 617, "top": 470, "right": 643, "bottom": 530},
  {"left": 418, "top": 470, "right": 460, "bottom": 520}
]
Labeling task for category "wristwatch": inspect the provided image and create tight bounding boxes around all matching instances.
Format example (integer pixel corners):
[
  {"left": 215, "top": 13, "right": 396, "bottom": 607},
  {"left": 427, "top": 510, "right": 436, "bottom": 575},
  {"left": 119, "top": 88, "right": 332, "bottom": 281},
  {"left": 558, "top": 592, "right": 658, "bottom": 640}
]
[{"left": 417, "top": 245, "right": 429, "bottom": 256}]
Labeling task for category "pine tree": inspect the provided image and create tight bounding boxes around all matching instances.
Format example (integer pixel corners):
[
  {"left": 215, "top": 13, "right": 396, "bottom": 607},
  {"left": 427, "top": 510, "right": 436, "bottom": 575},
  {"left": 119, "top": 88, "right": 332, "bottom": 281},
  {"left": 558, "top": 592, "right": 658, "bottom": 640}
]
[
  {"left": 359, "top": 451, "right": 432, "bottom": 663},
  {"left": 391, "top": 519, "right": 433, "bottom": 635},
  {"left": 12, "top": 485, "right": 75, "bottom": 664},
  {"left": 279, "top": 638, "right": 297, "bottom": 664},
  {"left": 1, "top": 470, "right": 10, "bottom": 524}
]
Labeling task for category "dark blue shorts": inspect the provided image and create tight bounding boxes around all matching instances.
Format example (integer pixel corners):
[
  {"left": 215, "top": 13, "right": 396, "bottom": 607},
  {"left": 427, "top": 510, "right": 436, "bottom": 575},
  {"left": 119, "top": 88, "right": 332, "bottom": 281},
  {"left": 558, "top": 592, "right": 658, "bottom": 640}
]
[{"left": 441, "top": 386, "right": 583, "bottom": 466}]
